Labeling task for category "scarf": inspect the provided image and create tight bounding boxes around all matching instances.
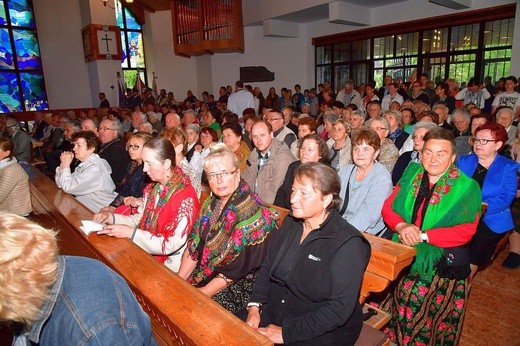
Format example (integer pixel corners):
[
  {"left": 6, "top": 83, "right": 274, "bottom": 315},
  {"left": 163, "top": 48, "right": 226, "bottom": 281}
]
[
  {"left": 392, "top": 162, "right": 481, "bottom": 278},
  {"left": 138, "top": 166, "right": 198, "bottom": 263},
  {"left": 187, "top": 180, "right": 280, "bottom": 285}
]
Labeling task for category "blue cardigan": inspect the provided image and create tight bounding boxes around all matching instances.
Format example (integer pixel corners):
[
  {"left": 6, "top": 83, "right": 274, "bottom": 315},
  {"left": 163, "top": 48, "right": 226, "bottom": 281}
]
[{"left": 457, "top": 153, "right": 520, "bottom": 233}]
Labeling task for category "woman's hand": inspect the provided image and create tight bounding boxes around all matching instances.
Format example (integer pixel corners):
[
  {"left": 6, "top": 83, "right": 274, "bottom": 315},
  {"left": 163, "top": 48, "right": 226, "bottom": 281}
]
[
  {"left": 395, "top": 222, "right": 421, "bottom": 246},
  {"left": 194, "top": 144, "right": 203, "bottom": 153},
  {"left": 245, "top": 307, "right": 261, "bottom": 330},
  {"left": 258, "top": 324, "right": 283, "bottom": 344},
  {"left": 123, "top": 196, "right": 143, "bottom": 207},
  {"left": 99, "top": 206, "right": 115, "bottom": 214},
  {"left": 92, "top": 211, "right": 113, "bottom": 224},
  {"left": 97, "top": 224, "right": 134, "bottom": 238},
  {"left": 60, "top": 151, "right": 74, "bottom": 168}
]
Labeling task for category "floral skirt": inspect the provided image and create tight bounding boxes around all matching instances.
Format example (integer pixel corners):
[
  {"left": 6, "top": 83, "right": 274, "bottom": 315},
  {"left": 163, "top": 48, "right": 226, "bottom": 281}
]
[
  {"left": 212, "top": 272, "right": 256, "bottom": 314},
  {"left": 382, "top": 272, "right": 467, "bottom": 346}
]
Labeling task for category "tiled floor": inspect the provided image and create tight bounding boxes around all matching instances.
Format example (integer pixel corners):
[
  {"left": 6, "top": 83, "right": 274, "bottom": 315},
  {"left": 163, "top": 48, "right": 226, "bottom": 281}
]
[{"left": 460, "top": 247, "right": 520, "bottom": 346}]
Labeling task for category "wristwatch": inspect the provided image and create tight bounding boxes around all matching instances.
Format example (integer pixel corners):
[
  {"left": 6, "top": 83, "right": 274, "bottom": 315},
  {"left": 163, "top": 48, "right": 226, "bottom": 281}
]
[
  {"left": 420, "top": 232, "right": 429, "bottom": 243},
  {"left": 247, "top": 302, "right": 262, "bottom": 311}
]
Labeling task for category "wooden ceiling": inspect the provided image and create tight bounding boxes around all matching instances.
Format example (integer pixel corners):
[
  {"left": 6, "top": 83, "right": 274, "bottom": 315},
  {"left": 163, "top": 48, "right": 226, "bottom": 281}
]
[{"left": 130, "top": 0, "right": 170, "bottom": 12}]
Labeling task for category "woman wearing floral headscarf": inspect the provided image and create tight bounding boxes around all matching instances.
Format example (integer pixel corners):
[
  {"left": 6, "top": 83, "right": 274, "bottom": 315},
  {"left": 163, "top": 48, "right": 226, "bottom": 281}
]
[{"left": 178, "top": 143, "right": 279, "bottom": 313}]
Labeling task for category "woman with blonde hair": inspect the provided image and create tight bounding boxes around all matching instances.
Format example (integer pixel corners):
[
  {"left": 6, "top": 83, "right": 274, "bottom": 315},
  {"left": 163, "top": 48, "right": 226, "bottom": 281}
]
[
  {"left": 178, "top": 143, "right": 279, "bottom": 313},
  {"left": 0, "top": 213, "right": 155, "bottom": 344}
]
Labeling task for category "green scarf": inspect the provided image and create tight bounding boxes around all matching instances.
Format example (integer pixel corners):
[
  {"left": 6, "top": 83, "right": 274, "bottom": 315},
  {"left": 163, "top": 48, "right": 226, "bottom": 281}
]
[{"left": 392, "top": 163, "right": 481, "bottom": 279}]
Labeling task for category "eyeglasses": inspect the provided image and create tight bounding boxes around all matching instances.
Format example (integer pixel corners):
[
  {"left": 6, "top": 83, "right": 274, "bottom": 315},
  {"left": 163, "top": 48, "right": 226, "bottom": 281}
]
[
  {"left": 98, "top": 127, "right": 116, "bottom": 131},
  {"left": 268, "top": 117, "right": 283, "bottom": 122},
  {"left": 126, "top": 144, "right": 142, "bottom": 150},
  {"left": 374, "top": 127, "right": 388, "bottom": 131},
  {"left": 206, "top": 169, "right": 237, "bottom": 181},
  {"left": 472, "top": 137, "right": 497, "bottom": 145},
  {"left": 73, "top": 142, "right": 87, "bottom": 148}
]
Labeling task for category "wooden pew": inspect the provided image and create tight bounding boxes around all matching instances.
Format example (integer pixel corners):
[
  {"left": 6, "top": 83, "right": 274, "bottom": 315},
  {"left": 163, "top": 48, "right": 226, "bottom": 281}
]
[
  {"left": 26, "top": 165, "right": 270, "bottom": 346},
  {"left": 27, "top": 166, "right": 415, "bottom": 345}
]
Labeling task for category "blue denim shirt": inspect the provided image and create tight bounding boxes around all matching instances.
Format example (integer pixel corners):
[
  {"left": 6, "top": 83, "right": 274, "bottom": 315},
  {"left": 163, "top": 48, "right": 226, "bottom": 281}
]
[{"left": 13, "top": 256, "right": 156, "bottom": 345}]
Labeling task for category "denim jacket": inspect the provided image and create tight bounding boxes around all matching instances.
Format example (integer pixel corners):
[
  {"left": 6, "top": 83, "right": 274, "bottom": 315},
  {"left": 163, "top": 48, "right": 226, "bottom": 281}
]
[{"left": 13, "top": 256, "right": 156, "bottom": 346}]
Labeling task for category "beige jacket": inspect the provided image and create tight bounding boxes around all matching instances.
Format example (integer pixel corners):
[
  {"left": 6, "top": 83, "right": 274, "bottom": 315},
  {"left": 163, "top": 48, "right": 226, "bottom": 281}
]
[
  {"left": 243, "top": 138, "right": 296, "bottom": 204},
  {"left": 0, "top": 158, "right": 31, "bottom": 216}
]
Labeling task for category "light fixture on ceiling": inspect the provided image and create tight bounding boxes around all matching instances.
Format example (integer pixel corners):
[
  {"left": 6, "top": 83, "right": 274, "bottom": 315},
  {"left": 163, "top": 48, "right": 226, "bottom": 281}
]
[{"left": 126, "top": 0, "right": 133, "bottom": 3}]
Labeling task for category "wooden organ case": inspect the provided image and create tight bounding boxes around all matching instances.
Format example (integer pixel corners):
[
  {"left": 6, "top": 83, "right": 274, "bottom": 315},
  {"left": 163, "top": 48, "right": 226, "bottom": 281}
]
[{"left": 171, "top": 0, "right": 244, "bottom": 57}]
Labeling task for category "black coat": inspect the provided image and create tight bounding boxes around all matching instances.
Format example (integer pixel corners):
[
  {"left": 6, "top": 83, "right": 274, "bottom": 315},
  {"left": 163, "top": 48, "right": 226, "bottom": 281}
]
[{"left": 250, "top": 211, "right": 371, "bottom": 345}]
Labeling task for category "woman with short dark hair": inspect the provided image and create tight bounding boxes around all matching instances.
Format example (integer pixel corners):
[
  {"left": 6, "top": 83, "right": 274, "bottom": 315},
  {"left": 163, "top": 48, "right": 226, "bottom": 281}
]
[
  {"left": 274, "top": 133, "right": 329, "bottom": 209},
  {"left": 55, "top": 130, "right": 117, "bottom": 213},
  {"left": 338, "top": 129, "right": 392, "bottom": 236},
  {"left": 246, "top": 162, "right": 370, "bottom": 345}
]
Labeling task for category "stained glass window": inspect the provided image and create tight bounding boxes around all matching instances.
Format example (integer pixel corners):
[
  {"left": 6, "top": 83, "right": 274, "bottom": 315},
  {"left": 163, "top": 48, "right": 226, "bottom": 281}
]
[
  {"left": 0, "top": 0, "right": 47, "bottom": 112},
  {"left": 116, "top": 0, "right": 146, "bottom": 91}
]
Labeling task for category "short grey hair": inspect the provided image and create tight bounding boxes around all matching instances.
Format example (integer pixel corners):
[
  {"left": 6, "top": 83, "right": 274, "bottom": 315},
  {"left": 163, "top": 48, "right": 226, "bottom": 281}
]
[
  {"left": 413, "top": 121, "right": 437, "bottom": 133},
  {"left": 366, "top": 116, "right": 390, "bottom": 130},
  {"left": 496, "top": 107, "right": 514, "bottom": 121},
  {"left": 451, "top": 108, "right": 470, "bottom": 122},
  {"left": 186, "top": 123, "right": 200, "bottom": 134},
  {"left": 106, "top": 118, "right": 122, "bottom": 136}
]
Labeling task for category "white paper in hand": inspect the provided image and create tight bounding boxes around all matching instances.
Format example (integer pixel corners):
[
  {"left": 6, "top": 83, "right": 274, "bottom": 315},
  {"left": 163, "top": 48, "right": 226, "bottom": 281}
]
[{"left": 80, "top": 220, "right": 104, "bottom": 235}]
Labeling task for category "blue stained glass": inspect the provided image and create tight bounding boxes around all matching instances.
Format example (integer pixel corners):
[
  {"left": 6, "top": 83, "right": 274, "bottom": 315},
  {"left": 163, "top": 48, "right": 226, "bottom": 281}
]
[
  {"left": 13, "top": 29, "right": 41, "bottom": 69},
  {"left": 8, "top": 0, "right": 35, "bottom": 28},
  {"left": 127, "top": 31, "right": 144, "bottom": 68},
  {"left": 115, "top": 0, "right": 124, "bottom": 28},
  {"left": 124, "top": 8, "right": 140, "bottom": 30},
  {"left": 0, "top": 2, "right": 7, "bottom": 25},
  {"left": 120, "top": 31, "right": 128, "bottom": 65},
  {"left": 0, "top": 71, "right": 22, "bottom": 112},
  {"left": 20, "top": 72, "right": 47, "bottom": 110},
  {"left": 0, "top": 28, "right": 15, "bottom": 69}
]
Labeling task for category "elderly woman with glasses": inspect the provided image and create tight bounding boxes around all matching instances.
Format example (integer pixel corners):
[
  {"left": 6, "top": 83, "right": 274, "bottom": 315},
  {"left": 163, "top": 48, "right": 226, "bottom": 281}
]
[
  {"left": 55, "top": 130, "right": 117, "bottom": 213},
  {"left": 457, "top": 123, "right": 520, "bottom": 282},
  {"left": 178, "top": 143, "right": 280, "bottom": 314},
  {"left": 99, "top": 132, "right": 153, "bottom": 214},
  {"left": 366, "top": 117, "right": 399, "bottom": 173},
  {"left": 94, "top": 138, "right": 200, "bottom": 272}
]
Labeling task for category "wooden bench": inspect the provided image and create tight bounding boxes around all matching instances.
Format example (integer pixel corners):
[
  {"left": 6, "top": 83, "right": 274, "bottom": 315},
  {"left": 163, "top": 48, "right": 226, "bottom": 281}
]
[{"left": 26, "top": 166, "right": 415, "bottom": 345}]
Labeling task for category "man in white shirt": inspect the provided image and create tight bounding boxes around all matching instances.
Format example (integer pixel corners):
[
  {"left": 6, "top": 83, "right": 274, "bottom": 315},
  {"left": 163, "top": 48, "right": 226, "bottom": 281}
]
[
  {"left": 492, "top": 76, "right": 520, "bottom": 117},
  {"left": 381, "top": 83, "right": 404, "bottom": 111},
  {"left": 227, "top": 80, "right": 255, "bottom": 116},
  {"left": 335, "top": 80, "right": 362, "bottom": 109}
]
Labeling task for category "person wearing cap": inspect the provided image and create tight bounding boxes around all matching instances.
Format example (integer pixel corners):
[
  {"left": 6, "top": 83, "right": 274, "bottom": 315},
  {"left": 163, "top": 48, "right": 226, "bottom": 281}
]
[
  {"left": 335, "top": 80, "right": 362, "bottom": 109},
  {"left": 4, "top": 118, "right": 31, "bottom": 162}
]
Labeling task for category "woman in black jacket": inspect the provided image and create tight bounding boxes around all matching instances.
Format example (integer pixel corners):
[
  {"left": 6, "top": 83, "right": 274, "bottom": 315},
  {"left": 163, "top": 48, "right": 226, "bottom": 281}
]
[{"left": 245, "top": 162, "right": 371, "bottom": 345}]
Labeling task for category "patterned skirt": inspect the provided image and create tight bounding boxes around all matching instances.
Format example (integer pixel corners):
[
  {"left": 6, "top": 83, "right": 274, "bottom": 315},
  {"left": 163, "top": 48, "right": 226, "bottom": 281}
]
[
  {"left": 212, "top": 272, "right": 256, "bottom": 314},
  {"left": 383, "top": 272, "right": 467, "bottom": 346}
]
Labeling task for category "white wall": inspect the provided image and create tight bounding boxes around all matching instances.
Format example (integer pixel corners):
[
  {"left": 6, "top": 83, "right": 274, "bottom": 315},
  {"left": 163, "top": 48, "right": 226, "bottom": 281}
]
[
  {"left": 144, "top": 10, "right": 198, "bottom": 102},
  {"left": 34, "top": 0, "right": 92, "bottom": 108},
  {"left": 208, "top": 25, "right": 310, "bottom": 96}
]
